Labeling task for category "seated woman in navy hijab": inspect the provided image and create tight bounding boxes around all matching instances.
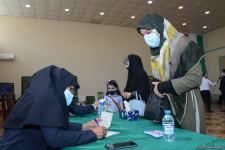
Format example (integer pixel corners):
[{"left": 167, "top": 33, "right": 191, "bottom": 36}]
[{"left": 0, "top": 65, "right": 106, "bottom": 150}]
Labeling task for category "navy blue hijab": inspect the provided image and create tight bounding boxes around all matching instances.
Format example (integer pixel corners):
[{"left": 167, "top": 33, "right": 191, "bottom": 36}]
[{"left": 5, "top": 65, "right": 79, "bottom": 129}]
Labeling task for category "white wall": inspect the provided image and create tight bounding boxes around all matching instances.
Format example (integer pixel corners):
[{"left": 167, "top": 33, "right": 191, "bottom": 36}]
[
  {"left": 0, "top": 16, "right": 151, "bottom": 99},
  {"left": 203, "top": 26, "right": 225, "bottom": 93}
]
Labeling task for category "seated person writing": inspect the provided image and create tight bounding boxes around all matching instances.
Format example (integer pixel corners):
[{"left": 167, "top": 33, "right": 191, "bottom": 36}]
[{"left": 0, "top": 65, "right": 106, "bottom": 150}]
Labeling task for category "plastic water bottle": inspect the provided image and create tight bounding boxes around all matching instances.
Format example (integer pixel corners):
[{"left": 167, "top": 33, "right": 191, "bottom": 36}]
[
  {"left": 98, "top": 102, "right": 106, "bottom": 115},
  {"left": 162, "top": 110, "right": 175, "bottom": 142},
  {"left": 98, "top": 103, "right": 102, "bottom": 115}
]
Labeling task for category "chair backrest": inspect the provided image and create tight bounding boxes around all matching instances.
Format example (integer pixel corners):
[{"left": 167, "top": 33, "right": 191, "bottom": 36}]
[
  {"left": 85, "top": 96, "right": 95, "bottom": 105},
  {"left": 21, "top": 76, "right": 32, "bottom": 95},
  {"left": 0, "top": 94, "right": 16, "bottom": 121}
]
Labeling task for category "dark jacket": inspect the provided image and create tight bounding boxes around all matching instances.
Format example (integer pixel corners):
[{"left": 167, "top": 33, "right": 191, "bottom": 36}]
[{"left": 0, "top": 65, "right": 97, "bottom": 150}]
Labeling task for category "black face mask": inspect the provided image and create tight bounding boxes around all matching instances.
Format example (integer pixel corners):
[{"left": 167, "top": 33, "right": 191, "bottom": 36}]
[{"left": 108, "top": 91, "right": 116, "bottom": 95}]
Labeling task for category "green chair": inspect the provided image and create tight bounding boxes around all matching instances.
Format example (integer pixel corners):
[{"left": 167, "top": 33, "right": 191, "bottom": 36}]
[{"left": 85, "top": 96, "right": 95, "bottom": 105}]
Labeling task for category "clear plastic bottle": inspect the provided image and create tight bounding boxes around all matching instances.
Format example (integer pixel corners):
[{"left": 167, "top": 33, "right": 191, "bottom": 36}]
[
  {"left": 98, "top": 102, "right": 106, "bottom": 115},
  {"left": 162, "top": 110, "right": 175, "bottom": 142}
]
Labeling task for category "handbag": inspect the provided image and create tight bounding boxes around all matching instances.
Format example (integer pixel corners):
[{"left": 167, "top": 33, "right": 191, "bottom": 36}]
[
  {"left": 144, "top": 91, "right": 170, "bottom": 122},
  {"left": 128, "top": 92, "right": 146, "bottom": 116}
]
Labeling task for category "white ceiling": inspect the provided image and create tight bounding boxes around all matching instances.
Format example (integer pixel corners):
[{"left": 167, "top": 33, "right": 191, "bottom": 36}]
[{"left": 0, "top": 0, "right": 225, "bottom": 34}]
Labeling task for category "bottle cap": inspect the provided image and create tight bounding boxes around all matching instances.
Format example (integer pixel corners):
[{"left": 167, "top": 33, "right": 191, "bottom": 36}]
[{"left": 164, "top": 110, "right": 171, "bottom": 114}]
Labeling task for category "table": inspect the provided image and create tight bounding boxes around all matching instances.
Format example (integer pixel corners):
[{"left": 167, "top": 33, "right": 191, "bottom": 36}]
[{"left": 63, "top": 113, "right": 225, "bottom": 150}]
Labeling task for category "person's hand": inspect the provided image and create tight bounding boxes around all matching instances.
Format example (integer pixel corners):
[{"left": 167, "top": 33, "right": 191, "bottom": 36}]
[
  {"left": 91, "top": 126, "right": 107, "bottom": 139},
  {"left": 93, "top": 100, "right": 99, "bottom": 109},
  {"left": 82, "top": 118, "right": 102, "bottom": 130},
  {"left": 152, "top": 82, "right": 165, "bottom": 98},
  {"left": 122, "top": 92, "right": 131, "bottom": 99}
]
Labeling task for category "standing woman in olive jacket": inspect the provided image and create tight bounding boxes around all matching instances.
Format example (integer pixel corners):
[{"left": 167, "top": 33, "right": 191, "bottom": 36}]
[{"left": 137, "top": 13, "right": 205, "bottom": 133}]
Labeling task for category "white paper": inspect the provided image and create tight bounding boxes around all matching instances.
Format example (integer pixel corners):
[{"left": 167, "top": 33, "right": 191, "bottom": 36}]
[
  {"left": 144, "top": 130, "right": 163, "bottom": 138},
  {"left": 105, "top": 131, "right": 120, "bottom": 138},
  {"left": 99, "top": 112, "right": 113, "bottom": 129},
  {"left": 99, "top": 99, "right": 106, "bottom": 104}
]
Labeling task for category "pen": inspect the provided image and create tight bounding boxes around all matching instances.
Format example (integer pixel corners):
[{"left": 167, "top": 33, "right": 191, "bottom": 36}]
[{"left": 94, "top": 118, "right": 99, "bottom": 127}]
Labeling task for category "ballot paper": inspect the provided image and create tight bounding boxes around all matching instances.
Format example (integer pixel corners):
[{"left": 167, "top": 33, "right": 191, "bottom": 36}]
[
  {"left": 99, "top": 112, "right": 113, "bottom": 129},
  {"left": 105, "top": 131, "right": 120, "bottom": 138},
  {"left": 144, "top": 130, "right": 163, "bottom": 138}
]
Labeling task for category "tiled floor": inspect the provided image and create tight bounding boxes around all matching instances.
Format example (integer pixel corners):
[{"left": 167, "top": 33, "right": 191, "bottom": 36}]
[
  {"left": 0, "top": 102, "right": 225, "bottom": 140},
  {"left": 205, "top": 102, "right": 225, "bottom": 139}
]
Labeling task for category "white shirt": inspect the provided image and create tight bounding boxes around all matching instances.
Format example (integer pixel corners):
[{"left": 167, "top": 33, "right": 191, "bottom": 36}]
[{"left": 200, "top": 77, "right": 216, "bottom": 91}]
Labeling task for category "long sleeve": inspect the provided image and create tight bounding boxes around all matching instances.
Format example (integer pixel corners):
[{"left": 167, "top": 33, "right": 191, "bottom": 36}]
[
  {"left": 69, "top": 101, "right": 95, "bottom": 116},
  {"left": 41, "top": 126, "right": 97, "bottom": 149},
  {"left": 157, "top": 80, "right": 178, "bottom": 95},
  {"left": 171, "top": 63, "right": 202, "bottom": 95},
  {"left": 207, "top": 79, "right": 216, "bottom": 86},
  {"left": 67, "top": 122, "right": 82, "bottom": 131}
]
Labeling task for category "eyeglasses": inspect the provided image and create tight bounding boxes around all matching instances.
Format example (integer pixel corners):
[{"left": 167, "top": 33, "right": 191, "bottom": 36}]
[
  {"left": 68, "top": 86, "right": 75, "bottom": 95},
  {"left": 108, "top": 87, "right": 116, "bottom": 90},
  {"left": 122, "top": 57, "right": 129, "bottom": 65},
  {"left": 140, "top": 28, "right": 155, "bottom": 35}
]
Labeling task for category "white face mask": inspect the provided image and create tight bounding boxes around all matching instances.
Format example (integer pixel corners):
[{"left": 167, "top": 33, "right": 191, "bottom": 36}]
[
  {"left": 144, "top": 30, "right": 160, "bottom": 48},
  {"left": 64, "top": 89, "right": 74, "bottom": 106}
]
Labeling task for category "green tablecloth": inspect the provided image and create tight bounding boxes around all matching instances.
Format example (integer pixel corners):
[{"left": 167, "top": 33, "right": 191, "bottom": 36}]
[{"left": 63, "top": 113, "right": 225, "bottom": 150}]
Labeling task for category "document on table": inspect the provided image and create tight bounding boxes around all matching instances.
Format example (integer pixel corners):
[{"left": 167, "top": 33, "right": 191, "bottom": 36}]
[
  {"left": 144, "top": 130, "right": 163, "bottom": 138},
  {"left": 105, "top": 131, "right": 120, "bottom": 137},
  {"left": 99, "top": 112, "right": 113, "bottom": 129}
]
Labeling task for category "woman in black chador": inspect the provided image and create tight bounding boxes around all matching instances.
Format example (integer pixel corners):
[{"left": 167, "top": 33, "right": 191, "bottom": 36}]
[{"left": 122, "top": 54, "right": 150, "bottom": 103}]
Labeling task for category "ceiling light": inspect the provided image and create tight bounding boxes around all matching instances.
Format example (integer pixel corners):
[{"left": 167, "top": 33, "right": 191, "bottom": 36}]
[
  {"left": 178, "top": 5, "right": 183, "bottom": 10},
  {"left": 202, "top": 25, "right": 207, "bottom": 29},
  {"left": 25, "top": 4, "right": 30, "bottom": 8},
  {"left": 131, "top": 16, "right": 135, "bottom": 19},
  {"left": 65, "top": 8, "right": 69, "bottom": 12},
  {"left": 204, "top": 10, "right": 210, "bottom": 15},
  {"left": 99, "top": 12, "right": 104, "bottom": 15},
  {"left": 147, "top": 1, "right": 153, "bottom": 4},
  {"left": 182, "top": 22, "right": 187, "bottom": 26}
]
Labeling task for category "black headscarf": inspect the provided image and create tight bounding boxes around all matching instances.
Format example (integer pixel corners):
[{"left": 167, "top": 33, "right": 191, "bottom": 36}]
[
  {"left": 5, "top": 65, "right": 79, "bottom": 129},
  {"left": 124, "top": 54, "right": 150, "bottom": 102}
]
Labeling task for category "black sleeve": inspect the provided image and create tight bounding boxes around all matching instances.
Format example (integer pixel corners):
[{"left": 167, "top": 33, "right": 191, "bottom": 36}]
[
  {"left": 69, "top": 101, "right": 95, "bottom": 116},
  {"left": 41, "top": 126, "right": 97, "bottom": 149},
  {"left": 157, "top": 81, "right": 178, "bottom": 95}
]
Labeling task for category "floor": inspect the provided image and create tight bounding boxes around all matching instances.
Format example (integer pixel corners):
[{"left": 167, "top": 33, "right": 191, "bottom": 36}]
[
  {"left": 0, "top": 102, "right": 225, "bottom": 140},
  {"left": 205, "top": 102, "right": 225, "bottom": 139}
]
